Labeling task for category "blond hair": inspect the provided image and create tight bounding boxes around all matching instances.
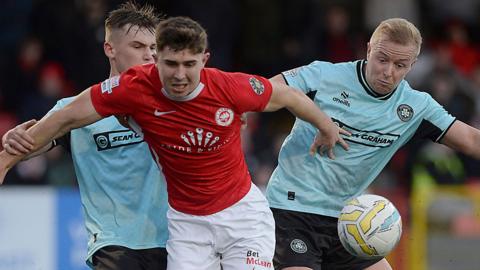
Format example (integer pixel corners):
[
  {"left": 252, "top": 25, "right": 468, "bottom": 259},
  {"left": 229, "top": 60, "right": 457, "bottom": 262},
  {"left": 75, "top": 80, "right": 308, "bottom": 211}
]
[
  {"left": 105, "top": 1, "right": 161, "bottom": 41},
  {"left": 370, "top": 18, "right": 422, "bottom": 56}
]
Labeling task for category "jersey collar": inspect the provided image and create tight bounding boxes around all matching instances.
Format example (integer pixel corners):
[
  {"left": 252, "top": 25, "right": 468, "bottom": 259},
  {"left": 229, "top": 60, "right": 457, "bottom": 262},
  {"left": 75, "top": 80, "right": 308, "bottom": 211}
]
[{"left": 356, "top": 60, "right": 396, "bottom": 101}]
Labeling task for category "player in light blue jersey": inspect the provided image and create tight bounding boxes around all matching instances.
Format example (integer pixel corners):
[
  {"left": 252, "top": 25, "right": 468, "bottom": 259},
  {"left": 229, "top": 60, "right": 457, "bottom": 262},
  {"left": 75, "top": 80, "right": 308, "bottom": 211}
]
[
  {"left": 267, "top": 18, "right": 480, "bottom": 270},
  {"left": 1, "top": 2, "right": 168, "bottom": 270}
]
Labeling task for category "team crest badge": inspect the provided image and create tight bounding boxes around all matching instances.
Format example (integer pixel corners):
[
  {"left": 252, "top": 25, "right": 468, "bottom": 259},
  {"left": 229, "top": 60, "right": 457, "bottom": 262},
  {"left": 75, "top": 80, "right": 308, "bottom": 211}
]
[
  {"left": 397, "top": 104, "right": 414, "bottom": 122},
  {"left": 249, "top": 77, "right": 265, "bottom": 95},
  {"left": 215, "top": 108, "right": 234, "bottom": 126},
  {"left": 290, "top": 239, "right": 307, "bottom": 254}
]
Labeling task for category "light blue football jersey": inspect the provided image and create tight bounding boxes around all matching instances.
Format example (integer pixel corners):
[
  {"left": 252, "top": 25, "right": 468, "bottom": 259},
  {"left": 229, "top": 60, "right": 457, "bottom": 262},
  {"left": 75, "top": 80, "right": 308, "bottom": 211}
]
[
  {"left": 50, "top": 97, "right": 168, "bottom": 265},
  {"left": 266, "top": 60, "right": 456, "bottom": 217}
]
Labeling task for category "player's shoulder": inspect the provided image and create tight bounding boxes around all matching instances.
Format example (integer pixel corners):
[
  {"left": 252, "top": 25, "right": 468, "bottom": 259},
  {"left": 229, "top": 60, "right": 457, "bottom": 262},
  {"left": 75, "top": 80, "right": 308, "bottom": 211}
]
[
  {"left": 119, "top": 63, "right": 159, "bottom": 92},
  {"left": 306, "top": 59, "right": 357, "bottom": 69},
  {"left": 47, "top": 95, "right": 76, "bottom": 115},
  {"left": 400, "top": 80, "right": 431, "bottom": 99},
  {"left": 55, "top": 96, "right": 76, "bottom": 108},
  {"left": 123, "top": 63, "right": 157, "bottom": 78},
  {"left": 206, "top": 67, "right": 259, "bottom": 78},
  {"left": 397, "top": 80, "right": 436, "bottom": 108},
  {"left": 203, "top": 67, "right": 236, "bottom": 79},
  {"left": 295, "top": 60, "right": 357, "bottom": 76},
  {"left": 202, "top": 67, "right": 253, "bottom": 86}
]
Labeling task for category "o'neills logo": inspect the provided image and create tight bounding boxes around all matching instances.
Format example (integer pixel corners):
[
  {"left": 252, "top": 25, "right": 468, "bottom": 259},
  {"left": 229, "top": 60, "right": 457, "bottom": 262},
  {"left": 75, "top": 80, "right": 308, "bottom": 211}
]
[
  {"left": 332, "top": 91, "right": 350, "bottom": 107},
  {"left": 246, "top": 250, "right": 272, "bottom": 268},
  {"left": 333, "top": 97, "right": 351, "bottom": 107}
]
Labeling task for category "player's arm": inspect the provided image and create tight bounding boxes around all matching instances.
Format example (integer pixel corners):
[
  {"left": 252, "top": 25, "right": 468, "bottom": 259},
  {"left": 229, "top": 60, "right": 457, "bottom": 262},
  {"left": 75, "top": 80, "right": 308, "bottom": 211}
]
[
  {"left": 441, "top": 120, "right": 480, "bottom": 159},
  {"left": 1, "top": 119, "right": 59, "bottom": 160},
  {"left": 269, "top": 73, "right": 287, "bottom": 86},
  {"left": 0, "top": 88, "right": 102, "bottom": 183},
  {"left": 264, "top": 78, "right": 350, "bottom": 159}
]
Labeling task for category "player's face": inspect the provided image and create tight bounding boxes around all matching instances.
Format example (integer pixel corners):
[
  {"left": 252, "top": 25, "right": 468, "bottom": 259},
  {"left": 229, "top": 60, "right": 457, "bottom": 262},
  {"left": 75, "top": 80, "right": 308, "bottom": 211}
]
[
  {"left": 109, "top": 24, "right": 156, "bottom": 73},
  {"left": 156, "top": 47, "right": 210, "bottom": 98},
  {"left": 365, "top": 39, "right": 417, "bottom": 94}
]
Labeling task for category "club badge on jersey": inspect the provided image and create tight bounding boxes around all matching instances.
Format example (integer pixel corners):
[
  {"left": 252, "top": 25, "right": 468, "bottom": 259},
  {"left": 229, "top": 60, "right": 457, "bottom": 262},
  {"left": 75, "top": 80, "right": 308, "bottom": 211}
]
[
  {"left": 215, "top": 108, "right": 234, "bottom": 126},
  {"left": 396, "top": 104, "right": 414, "bottom": 122},
  {"left": 249, "top": 77, "right": 265, "bottom": 95}
]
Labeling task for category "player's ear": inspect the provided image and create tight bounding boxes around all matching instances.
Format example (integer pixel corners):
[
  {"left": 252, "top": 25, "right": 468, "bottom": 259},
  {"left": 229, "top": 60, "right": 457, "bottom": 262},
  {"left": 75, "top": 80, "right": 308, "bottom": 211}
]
[
  {"left": 410, "top": 57, "right": 418, "bottom": 69},
  {"left": 366, "top": 42, "right": 372, "bottom": 59},
  {"left": 202, "top": 52, "right": 210, "bottom": 66},
  {"left": 104, "top": 42, "right": 115, "bottom": 59}
]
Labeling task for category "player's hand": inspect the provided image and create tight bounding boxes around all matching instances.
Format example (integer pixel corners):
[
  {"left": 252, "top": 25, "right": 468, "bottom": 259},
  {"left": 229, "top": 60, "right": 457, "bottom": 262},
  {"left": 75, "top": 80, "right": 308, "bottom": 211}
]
[
  {"left": 2, "top": 119, "right": 37, "bottom": 155},
  {"left": 309, "top": 125, "right": 350, "bottom": 159},
  {"left": 0, "top": 163, "right": 7, "bottom": 184},
  {"left": 115, "top": 115, "right": 130, "bottom": 129},
  {"left": 0, "top": 170, "right": 5, "bottom": 185},
  {"left": 0, "top": 150, "right": 23, "bottom": 184}
]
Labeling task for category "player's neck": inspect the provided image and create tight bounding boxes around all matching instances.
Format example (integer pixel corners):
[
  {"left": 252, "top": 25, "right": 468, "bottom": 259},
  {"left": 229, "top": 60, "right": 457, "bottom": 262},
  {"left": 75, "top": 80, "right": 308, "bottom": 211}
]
[
  {"left": 109, "top": 69, "right": 120, "bottom": 78},
  {"left": 109, "top": 62, "right": 121, "bottom": 78}
]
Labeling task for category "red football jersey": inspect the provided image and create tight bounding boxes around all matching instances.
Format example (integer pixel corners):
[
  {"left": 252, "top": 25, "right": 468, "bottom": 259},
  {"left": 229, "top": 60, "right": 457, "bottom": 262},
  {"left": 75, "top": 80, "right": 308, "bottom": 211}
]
[{"left": 90, "top": 64, "right": 272, "bottom": 215}]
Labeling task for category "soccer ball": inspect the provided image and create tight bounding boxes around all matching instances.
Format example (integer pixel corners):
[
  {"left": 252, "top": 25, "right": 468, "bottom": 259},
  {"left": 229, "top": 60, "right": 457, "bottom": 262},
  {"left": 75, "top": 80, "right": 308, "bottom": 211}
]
[{"left": 337, "top": 194, "right": 402, "bottom": 258}]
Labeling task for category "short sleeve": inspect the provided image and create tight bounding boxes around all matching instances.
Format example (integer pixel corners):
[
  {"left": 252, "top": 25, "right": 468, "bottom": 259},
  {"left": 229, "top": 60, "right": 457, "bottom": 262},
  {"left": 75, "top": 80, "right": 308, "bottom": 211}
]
[
  {"left": 422, "top": 94, "right": 456, "bottom": 142},
  {"left": 282, "top": 61, "right": 324, "bottom": 94},
  {"left": 219, "top": 71, "right": 273, "bottom": 113},
  {"left": 47, "top": 97, "right": 74, "bottom": 115},
  {"left": 90, "top": 68, "right": 141, "bottom": 117},
  {"left": 409, "top": 92, "right": 456, "bottom": 143}
]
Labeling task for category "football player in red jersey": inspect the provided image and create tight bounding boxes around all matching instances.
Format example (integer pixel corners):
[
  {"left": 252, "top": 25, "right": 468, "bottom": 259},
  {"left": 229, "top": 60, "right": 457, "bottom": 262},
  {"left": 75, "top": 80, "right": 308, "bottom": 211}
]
[
  {"left": 0, "top": 17, "right": 350, "bottom": 270},
  {"left": 1, "top": 3, "right": 171, "bottom": 270}
]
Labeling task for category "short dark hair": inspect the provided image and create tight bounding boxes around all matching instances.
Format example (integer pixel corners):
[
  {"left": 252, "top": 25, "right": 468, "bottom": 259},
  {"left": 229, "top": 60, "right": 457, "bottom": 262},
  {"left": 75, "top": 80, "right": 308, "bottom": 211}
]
[
  {"left": 155, "top": 16, "right": 208, "bottom": 54},
  {"left": 105, "top": 1, "right": 161, "bottom": 35}
]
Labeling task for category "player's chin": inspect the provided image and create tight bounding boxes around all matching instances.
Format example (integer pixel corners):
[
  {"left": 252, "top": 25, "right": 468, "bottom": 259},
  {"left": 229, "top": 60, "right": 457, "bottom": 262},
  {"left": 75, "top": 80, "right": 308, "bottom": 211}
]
[{"left": 374, "top": 83, "right": 393, "bottom": 94}]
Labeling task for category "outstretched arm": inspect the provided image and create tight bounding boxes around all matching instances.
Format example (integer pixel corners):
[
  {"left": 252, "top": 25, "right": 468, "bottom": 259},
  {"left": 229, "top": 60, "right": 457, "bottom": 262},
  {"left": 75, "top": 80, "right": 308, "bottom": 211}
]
[
  {"left": 441, "top": 120, "right": 480, "bottom": 159},
  {"left": 2, "top": 119, "right": 38, "bottom": 156},
  {"left": 2, "top": 119, "right": 56, "bottom": 160},
  {"left": 0, "top": 88, "right": 102, "bottom": 183},
  {"left": 265, "top": 75, "right": 350, "bottom": 159}
]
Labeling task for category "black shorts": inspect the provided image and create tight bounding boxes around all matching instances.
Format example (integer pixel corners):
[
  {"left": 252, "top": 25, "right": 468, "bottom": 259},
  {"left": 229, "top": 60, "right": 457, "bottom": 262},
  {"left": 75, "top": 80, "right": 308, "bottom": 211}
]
[
  {"left": 92, "top": 245, "right": 167, "bottom": 270},
  {"left": 271, "top": 208, "right": 382, "bottom": 270}
]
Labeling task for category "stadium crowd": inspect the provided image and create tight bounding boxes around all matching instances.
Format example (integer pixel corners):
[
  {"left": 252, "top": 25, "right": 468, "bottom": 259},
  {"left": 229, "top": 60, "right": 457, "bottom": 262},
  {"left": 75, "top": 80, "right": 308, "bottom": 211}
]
[{"left": 1, "top": 0, "right": 480, "bottom": 191}]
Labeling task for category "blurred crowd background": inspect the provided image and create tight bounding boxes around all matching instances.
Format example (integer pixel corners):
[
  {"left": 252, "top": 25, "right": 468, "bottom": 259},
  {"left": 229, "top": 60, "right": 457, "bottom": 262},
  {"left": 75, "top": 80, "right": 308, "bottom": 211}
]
[
  {"left": 1, "top": 0, "right": 480, "bottom": 194},
  {"left": 3, "top": 1, "right": 480, "bottom": 268}
]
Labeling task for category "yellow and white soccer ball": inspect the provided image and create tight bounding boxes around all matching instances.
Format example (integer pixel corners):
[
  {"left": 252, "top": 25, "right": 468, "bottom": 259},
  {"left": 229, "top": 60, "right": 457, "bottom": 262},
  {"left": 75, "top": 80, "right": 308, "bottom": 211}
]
[{"left": 337, "top": 194, "right": 402, "bottom": 258}]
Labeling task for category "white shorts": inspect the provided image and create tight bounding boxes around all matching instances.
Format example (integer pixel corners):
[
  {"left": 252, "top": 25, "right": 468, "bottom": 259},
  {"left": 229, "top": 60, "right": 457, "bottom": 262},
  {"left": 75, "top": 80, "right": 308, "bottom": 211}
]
[{"left": 166, "top": 183, "right": 275, "bottom": 270}]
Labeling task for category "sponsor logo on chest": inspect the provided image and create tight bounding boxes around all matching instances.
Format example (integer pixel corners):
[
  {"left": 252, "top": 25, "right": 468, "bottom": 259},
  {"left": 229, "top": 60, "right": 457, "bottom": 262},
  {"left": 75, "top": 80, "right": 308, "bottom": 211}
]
[
  {"left": 332, "top": 90, "right": 351, "bottom": 107},
  {"left": 158, "top": 107, "right": 235, "bottom": 153},
  {"left": 93, "top": 130, "right": 143, "bottom": 151},
  {"left": 333, "top": 118, "right": 401, "bottom": 148},
  {"left": 160, "top": 127, "right": 232, "bottom": 153}
]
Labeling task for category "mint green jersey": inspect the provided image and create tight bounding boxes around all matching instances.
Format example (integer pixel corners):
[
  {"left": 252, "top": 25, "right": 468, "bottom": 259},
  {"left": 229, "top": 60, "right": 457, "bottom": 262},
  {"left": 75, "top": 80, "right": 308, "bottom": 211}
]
[
  {"left": 266, "top": 60, "right": 455, "bottom": 217},
  {"left": 51, "top": 97, "right": 168, "bottom": 264}
]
